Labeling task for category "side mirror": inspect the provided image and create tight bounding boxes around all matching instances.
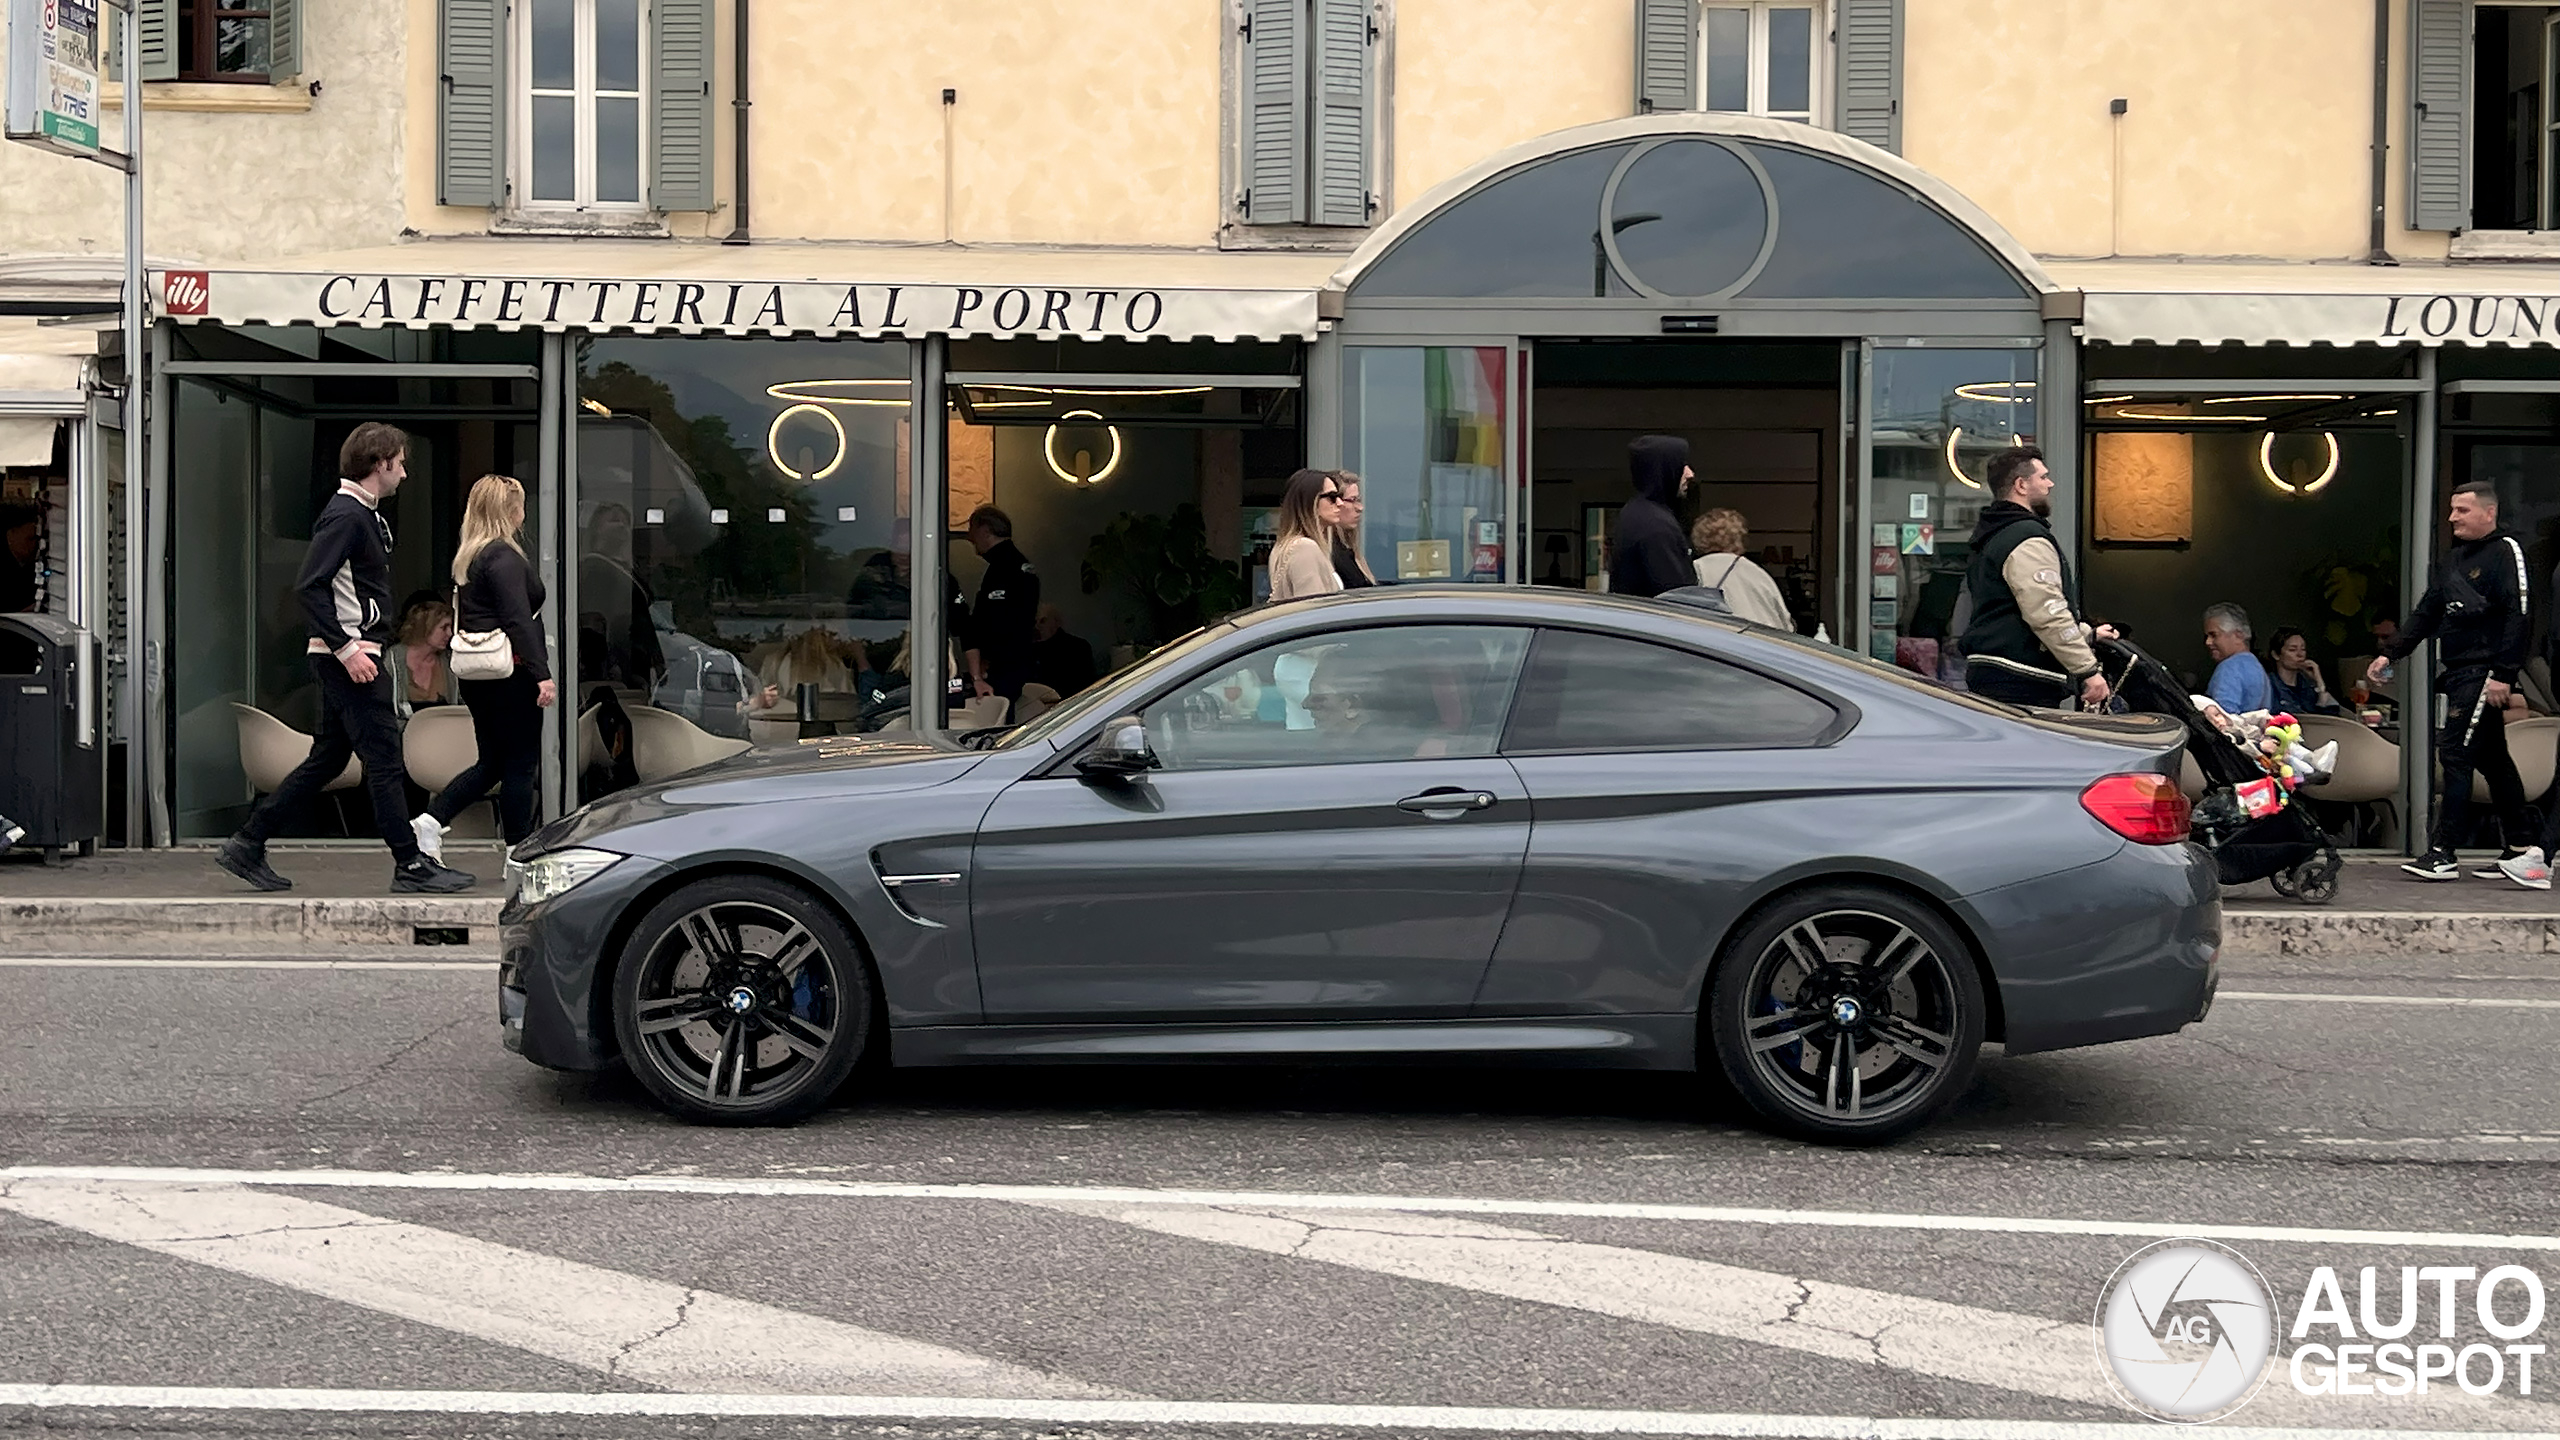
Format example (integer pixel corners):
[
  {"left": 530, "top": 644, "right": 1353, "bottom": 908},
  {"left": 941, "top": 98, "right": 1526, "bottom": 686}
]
[{"left": 1074, "top": 716, "right": 1158, "bottom": 781}]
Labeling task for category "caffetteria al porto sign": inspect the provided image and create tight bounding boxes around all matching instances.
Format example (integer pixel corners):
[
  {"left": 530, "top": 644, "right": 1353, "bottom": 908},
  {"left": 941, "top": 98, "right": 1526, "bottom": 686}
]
[{"left": 155, "top": 268, "right": 1321, "bottom": 342}]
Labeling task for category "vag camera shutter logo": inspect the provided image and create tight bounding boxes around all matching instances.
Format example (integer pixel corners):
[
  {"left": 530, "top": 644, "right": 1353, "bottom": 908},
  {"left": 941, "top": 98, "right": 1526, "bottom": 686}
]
[{"left": 2094, "top": 1239, "right": 2281, "bottom": 1422}]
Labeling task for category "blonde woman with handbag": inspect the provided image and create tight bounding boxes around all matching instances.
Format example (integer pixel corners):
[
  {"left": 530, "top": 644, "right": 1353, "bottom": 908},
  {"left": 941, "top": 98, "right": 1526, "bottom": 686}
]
[
  {"left": 1265, "top": 468, "right": 1350, "bottom": 604},
  {"left": 413, "top": 475, "right": 554, "bottom": 857}
]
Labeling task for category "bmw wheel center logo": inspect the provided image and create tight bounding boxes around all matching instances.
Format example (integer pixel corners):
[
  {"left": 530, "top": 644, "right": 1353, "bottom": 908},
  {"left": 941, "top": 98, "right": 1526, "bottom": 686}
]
[{"left": 2094, "top": 1239, "right": 2280, "bottom": 1422}]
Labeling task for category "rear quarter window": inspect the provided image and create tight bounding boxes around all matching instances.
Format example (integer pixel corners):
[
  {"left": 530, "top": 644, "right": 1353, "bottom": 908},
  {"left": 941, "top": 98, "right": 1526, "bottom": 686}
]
[{"left": 1503, "top": 628, "right": 1838, "bottom": 752}]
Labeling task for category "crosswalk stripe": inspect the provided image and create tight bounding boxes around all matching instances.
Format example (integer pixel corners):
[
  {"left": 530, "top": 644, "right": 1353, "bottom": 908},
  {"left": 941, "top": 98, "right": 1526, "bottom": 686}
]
[
  {"left": 0, "top": 1179, "right": 1114, "bottom": 1400},
  {"left": 1026, "top": 1203, "right": 2508, "bottom": 1430},
  {"left": 0, "top": 1387, "right": 2535, "bottom": 1439}
]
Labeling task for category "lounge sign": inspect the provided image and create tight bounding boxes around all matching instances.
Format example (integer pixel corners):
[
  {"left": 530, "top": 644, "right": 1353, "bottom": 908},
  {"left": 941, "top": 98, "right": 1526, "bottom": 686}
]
[
  {"left": 154, "top": 269, "right": 1323, "bottom": 341},
  {"left": 2083, "top": 288, "right": 2560, "bottom": 348}
]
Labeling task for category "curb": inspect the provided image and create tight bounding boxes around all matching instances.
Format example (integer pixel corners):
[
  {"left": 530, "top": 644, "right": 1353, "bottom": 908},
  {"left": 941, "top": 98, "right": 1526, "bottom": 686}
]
[
  {"left": 0, "top": 896, "right": 504, "bottom": 949},
  {"left": 2222, "top": 909, "right": 2555, "bottom": 956}
]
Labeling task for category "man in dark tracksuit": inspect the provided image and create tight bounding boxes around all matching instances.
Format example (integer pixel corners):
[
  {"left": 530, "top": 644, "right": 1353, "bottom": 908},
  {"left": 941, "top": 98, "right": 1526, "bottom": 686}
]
[
  {"left": 1608, "top": 434, "right": 1694, "bottom": 599},
  {"left": 2375, "top": 478, "right": 2535, "bottom": 882},
  {"left": 219, "top": 423, "right": 476, "bottom": 895},
  {"left": 961, "top": 504, "right": 1041, "bottom": 704},
  {"left": 1959, "top": 446, "right": 2113, "bottom": 709}
]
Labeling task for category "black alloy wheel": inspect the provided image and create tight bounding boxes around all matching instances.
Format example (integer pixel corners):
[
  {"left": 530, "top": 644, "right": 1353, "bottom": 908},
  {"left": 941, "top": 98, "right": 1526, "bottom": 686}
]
[
  {"left": 611, "top": 875, "right": 872, "bottom": 1125},
  {"left": 1708, "top": 887, "right": 1985, "bottom": 1144}
]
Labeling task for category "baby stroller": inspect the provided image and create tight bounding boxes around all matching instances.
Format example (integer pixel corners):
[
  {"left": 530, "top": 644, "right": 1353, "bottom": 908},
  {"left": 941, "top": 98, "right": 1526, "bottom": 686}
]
[{"left": 2096, "top": 637, "right": 2345, "bottom": 903}]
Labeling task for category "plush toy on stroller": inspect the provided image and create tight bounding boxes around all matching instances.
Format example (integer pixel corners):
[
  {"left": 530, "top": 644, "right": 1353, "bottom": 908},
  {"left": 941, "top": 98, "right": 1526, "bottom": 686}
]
[{"left": 2097, "top": 637, "right": 2346, "bottom": 903}]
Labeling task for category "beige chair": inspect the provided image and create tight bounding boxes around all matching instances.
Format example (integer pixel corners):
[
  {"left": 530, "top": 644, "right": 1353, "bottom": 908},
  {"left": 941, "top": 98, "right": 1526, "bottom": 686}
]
[
  {"left": 2176, "top": 750, "right": 2206, "bottom": 801},
  {"left": 877, "top": 713, "right": 913, "bottom": 732},
  {"left": 2299, "top": 714, "right": 2399, "bottom": 804},
  {"left": 746, "top": 716, "right": 800, "bottom": 746},
  {"left": 232, "top": 702, "right": 360, "bottom": 794},
  {"left": 2485, "top": 715, "right": 2560, "bottom": 803},
  {"left": 952, "top": 694, "right": 1011, "bottom": 730},
  {"left": 627, "top": 704, "right": 751, "bottom": 783},
  {"left": 576, "top": 705, "right": 604, "bottom": 773},
  {"left": 401, "top": 706, "right": 479, "bottom": 792},
  {"left": 1012, "top": 682, "right": 1063, "bottom": 725}
]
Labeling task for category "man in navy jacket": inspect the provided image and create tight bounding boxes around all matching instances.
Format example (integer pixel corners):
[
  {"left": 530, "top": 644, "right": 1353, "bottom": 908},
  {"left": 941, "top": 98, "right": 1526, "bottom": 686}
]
[{"left": 220, "top": 423, "right": 476, "bottom": 894}]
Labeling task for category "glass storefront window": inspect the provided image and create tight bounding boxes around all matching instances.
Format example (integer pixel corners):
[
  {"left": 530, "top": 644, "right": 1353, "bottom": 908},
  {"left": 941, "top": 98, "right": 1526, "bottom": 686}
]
[
  {"left": 1342, "top": 347, "right": 1509, "bottom": 584},
  {"left": 1864, "top": 347, "right": 2038, "bottom": 674},
  {"left": 576, "top": 337, "right": 911, "bottom": 742}
]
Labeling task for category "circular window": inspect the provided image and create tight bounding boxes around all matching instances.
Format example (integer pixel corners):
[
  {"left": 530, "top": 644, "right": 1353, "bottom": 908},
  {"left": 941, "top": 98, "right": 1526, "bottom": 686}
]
[{"left": 1600, "top": 139, "right": 1777, "bottom": 301}]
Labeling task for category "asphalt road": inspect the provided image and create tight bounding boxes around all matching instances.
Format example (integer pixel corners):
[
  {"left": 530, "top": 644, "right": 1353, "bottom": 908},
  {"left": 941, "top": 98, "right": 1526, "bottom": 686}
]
[{"left": 6, "top": 946, "right": 2560, "bottom": 1439}]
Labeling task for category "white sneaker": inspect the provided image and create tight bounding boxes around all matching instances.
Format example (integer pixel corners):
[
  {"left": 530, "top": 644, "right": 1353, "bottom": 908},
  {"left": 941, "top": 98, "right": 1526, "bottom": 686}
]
[
  {"left": 410, "top": 812, "right": 445, "bottom": 862},
  {"left": 2499, "top": 847, "right": 2553, "bottom": 891}
]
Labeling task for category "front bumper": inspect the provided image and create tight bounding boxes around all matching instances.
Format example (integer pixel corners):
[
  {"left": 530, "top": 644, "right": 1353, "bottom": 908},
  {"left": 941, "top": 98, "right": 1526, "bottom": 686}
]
[
  {"left": 499, "top": 852, "right": 675, "bottom": 1071},
  {"left": 1966, "top": 839, "right": 2221, "bottom": 1057}
]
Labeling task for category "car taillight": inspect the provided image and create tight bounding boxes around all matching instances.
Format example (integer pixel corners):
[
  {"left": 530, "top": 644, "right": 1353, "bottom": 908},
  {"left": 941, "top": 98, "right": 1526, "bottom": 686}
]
[{"left": 2081, "top": 772, "right": 2191, "bottom": 844}]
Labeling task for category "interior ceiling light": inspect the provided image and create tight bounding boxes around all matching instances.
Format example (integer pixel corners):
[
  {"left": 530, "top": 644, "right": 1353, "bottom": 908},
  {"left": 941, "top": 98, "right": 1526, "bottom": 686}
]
[
  {"left": 2106, "top": 406, "right": 2268, "bottom": 423},
  {"left": 766, "top": 379, "right": 910, "bottom": 408},
  {"left": 2201, "top": 394, "right": 2346, "bottom": 406},
  {"left": 1045, "top": 409, "right": 1123, "bottom": 487},
  {"left": 2083, "top": 394, "right": 2136, "bottom": 406},
  {"left": 1954, "top": 381, "right": 2036, "bottom": 404},
  {"left": 578, "top": 397, "right": 614, "bottom": 417},
  {"left": 974, "top": 383, "right": 1216, "bottom": 398},
  {"left": 767, "top": 403, "right": 847, "bottom": 482},
  {"left": 2258, "top": 431, "right": 2340, "bottom": 496},
  {"left": 1942, "top": 428, "right": 2025, "bottom": 490}
]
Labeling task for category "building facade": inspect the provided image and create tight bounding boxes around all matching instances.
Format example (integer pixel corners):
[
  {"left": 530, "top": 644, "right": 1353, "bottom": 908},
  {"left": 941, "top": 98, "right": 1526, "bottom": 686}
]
[{"left": 2, "top": 0, "right": 2552, "bottom": 851}]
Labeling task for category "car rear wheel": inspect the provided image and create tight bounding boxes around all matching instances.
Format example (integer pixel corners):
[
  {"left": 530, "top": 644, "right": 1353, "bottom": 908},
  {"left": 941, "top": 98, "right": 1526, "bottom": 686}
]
[
  {"left": 1707, "top": 887, "right": 1985, "bottom": 1145},
  {"left": 611, "top": 876, "right": 873, "bottom": 1125}
]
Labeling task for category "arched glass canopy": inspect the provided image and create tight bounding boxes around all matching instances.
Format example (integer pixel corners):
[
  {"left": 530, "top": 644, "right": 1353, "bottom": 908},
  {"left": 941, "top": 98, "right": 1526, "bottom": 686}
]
[{"left": 1341, "top": 119, "right": 2047, "bottom": 307}]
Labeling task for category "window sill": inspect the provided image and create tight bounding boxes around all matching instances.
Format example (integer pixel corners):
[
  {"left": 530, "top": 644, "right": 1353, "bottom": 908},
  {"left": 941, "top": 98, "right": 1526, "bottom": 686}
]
[
  {"left": 99, "top": 80, "right": 312, "bottom": 114},
  {"left": 490, "top": 213, "right": 672, "bottom": 239},
  {"left": 1218, "top": 223, "right": 1370, "bottom": 253},
  {"left": 2450, "top": 230, "right": 2560, "bottom": 262}
]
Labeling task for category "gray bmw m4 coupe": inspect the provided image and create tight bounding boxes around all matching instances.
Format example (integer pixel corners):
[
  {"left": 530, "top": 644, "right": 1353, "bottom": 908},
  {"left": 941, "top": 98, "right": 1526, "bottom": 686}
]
[{"left": 500, "top": 587, "right": 2219, "bottom": 1143}]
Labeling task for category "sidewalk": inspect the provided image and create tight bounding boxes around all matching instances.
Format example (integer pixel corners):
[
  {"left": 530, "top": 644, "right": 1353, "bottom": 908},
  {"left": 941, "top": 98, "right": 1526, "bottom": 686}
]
[{"left": 4, "top": 844, "right": 2554, "bottom": 958}]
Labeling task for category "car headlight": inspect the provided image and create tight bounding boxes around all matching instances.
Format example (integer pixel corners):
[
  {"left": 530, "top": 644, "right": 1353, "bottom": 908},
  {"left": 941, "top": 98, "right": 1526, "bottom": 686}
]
[{"left": 507, "top": 847, "right": 624, "bottom": 906}]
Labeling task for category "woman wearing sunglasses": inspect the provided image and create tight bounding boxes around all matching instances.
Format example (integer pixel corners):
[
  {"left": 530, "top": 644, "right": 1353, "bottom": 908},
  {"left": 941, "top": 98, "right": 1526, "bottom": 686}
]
[{"left": 1266, "top": 468, "right": 1350, "bottom": 603}]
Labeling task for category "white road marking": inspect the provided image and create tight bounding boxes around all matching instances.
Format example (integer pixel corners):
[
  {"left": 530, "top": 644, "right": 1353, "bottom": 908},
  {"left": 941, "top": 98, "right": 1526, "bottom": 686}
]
[
  {"left": 7, "top": 1165, "right": 2555, "bottom": 1253},
  {"left": 1023, "top": 1204, "right": 2499, "bottom": 1429},
  {"left": 2220, "top": 991, "right": 2560, "bottom": 1010},
  {"left": 0, "top": 957, "right": 490, "bottom": 970},
  {"left": 0, "top": 1179, "right": 1111, "bottom": 1399},
  {"left": 0, "top": 1388, "right": 2534, "bottom": 1440}
]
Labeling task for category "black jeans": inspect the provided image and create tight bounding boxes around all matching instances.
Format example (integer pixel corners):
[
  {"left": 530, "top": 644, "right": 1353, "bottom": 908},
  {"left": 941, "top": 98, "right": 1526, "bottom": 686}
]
[
  {"left": 2435, "top": 666, "right": 2532, "bottom": 852},
  {"left": 238, "top": 652, "right": 417, "bottom": 861},
  {"left": 1965, "top": 659, "right": 2073, "bottom": 708},
  {"left": 429, "top": 668, "right": 543, "bottom": 844}
]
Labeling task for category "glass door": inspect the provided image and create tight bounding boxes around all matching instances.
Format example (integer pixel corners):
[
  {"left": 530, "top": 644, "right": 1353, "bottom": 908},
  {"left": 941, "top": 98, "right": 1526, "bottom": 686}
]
[
  {"left": 2545, "top": 13, "right": 2560, "bottom": 230},
  {"left": 1340, "top": 343, "right": 1517, "bottom": 588}
]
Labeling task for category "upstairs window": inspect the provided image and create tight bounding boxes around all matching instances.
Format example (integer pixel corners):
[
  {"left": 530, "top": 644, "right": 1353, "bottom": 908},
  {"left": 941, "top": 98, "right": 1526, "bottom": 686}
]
[
  {"left": 520, "top": 0, "right": 646, "bottom": 211},
  {"left": 1633, "top": 0, "right": 1901, "bottom": 153},
  {"left": 1235, "top": 0, "right": 1380, "bottom": 229},
  {"left": 1703, "top": 4, "right": 1820, "bottom": 123},
  {"left": 108, "top": 0, "right": 302, "bottom": 86}
]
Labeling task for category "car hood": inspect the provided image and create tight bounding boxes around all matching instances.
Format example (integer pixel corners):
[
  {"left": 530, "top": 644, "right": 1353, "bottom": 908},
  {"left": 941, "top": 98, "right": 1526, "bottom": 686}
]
[{"left": 523, "top": 732, "right": 989, "bottom": 856}]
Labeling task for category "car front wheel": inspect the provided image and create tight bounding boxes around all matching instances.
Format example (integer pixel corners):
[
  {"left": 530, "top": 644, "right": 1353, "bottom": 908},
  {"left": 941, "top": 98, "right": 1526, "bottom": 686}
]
[
  {"left": 1707, "top": 887, "right": 1985, "bottom": 1144},
  {"left": 611, "top": 875, "right": 873, "bottom": 1125}
]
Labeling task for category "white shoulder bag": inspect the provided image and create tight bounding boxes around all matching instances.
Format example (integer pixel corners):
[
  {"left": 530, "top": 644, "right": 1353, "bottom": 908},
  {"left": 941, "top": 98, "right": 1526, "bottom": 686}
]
[{"left": 447, "top": 584, "right": 515, "bottom": 681}]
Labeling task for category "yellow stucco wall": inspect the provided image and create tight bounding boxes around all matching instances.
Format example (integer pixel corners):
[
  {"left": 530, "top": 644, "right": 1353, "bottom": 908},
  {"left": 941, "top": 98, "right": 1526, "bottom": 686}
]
[
  {"left": 1387, "top": 0, "right": 1628, "bottom": 211},
  {"left": 1904, "top": 0, "right": 2448, "bottom": 261},
  {"left": 0, "top": 0, "right": 407, "bottom": 266},
  {"left": 742, "top": 0, "right": 1221, "bottom": 245}
]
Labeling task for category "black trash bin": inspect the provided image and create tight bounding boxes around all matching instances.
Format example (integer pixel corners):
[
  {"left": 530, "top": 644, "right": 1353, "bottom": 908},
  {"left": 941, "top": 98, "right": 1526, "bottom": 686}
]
[{"left": 0, "top": 614, "right": 102, "bottom": 862}]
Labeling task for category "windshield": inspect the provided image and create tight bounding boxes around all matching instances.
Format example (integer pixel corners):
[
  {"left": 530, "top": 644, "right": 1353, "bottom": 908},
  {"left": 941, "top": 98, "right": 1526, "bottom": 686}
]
[{"left": 1000, "top": 622, "right": 1236, "bottom": 748}]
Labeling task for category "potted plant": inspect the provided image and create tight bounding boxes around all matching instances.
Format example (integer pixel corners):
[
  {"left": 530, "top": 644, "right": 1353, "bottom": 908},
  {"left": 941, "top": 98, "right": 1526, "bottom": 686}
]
[{"left": 1081, "top": 504, "right": 1250, "bottom": 650}]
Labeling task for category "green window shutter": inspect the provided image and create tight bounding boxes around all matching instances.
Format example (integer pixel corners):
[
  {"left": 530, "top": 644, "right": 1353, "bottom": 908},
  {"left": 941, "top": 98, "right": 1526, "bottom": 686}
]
[
  {"left": 437, "top": 0, "right": 506, "bottom": 208},
  {"left": 650, "top": 0, "right": 716, "bottom": 211},
  {"left": 1240, "top": 0, "right": 1306, "bottom": 226},
  {"left": 106, "top": 0, "right": 178, "bottom": 82},
  {"left": 2409, "top": 0, "right": 2469, "bottom": 231},
  {"left": 1633, "top": 0, "right": 1696, "bottom": 114},
  {"left": 1309, "top": 0, "right": 1373, "bottom": 226},
  {"left": 267, "top": 0, "right": 302, "bottom": 82},
  {"left": 1835, "top": 0, "right": 1902, "bottom": 152}
]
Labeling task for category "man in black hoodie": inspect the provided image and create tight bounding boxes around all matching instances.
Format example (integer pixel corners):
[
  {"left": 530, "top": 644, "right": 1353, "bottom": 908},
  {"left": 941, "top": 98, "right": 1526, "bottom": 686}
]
[
  {"left": 219, "top": 423, "right": 476, "bottom": 895},
  {"left": 1959, "top": 447, "right": 2113, "bottom": 709},
  {"left": 1609, "top": 435, "right": 1694, "bottom": 599},
  {"left": 2374, "top": 478, "right": 2535, "bottom": 882}
]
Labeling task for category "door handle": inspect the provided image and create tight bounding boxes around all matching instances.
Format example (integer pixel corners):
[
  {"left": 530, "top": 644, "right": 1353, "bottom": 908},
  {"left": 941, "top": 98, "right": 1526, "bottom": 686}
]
[{"left": 1396, "top": 789, "right": 1498, "bottom": 817}]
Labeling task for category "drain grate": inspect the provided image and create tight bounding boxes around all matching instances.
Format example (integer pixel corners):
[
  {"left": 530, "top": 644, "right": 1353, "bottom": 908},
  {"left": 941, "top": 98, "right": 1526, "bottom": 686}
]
[{"left": 412, "top": 925, "right": 472, "bottom": 946}]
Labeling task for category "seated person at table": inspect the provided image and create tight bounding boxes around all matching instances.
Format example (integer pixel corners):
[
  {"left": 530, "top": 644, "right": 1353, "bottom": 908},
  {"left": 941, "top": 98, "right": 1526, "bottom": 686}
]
[
  {"left": 387, "top": 598, "right": 455, "bottom": 723},
  {"left": 2263, "top": 627, "right": 2339, "bottom": 716},
  {"left": 749, "top": 628, "right": 853, "bottom": 718}
]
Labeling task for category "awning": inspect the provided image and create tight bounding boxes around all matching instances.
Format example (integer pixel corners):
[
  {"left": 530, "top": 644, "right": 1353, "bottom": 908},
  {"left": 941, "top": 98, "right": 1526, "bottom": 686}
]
[
  {"left": 2050, "top": 259, "right": 2560, "bottom": 348},
  {"left": 0, "top": 318, "right": 96, "bottom": 418},
  {"left": 148, "top": 240, "right": 1339, "bottom": 343}
]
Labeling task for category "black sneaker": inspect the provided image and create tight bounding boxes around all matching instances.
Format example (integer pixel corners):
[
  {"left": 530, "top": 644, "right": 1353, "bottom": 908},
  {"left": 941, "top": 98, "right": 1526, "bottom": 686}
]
[
  {"left": 217, "top": 836, "right": 291, "bottom": 892},
  {"left": 2401, "top": 850, "right": 2461, "bottom": 882},
  {"left": 2474, "top": 849, "right": 2530, "bottom": 879},
  {"left": 392, "top": 856, "right": 478, "bottom": 894}
]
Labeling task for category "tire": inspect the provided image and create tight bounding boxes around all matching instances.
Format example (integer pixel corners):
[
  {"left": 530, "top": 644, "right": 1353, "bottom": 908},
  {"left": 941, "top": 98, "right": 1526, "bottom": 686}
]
[
  {"left": 610, "top": 874, "right": 875, "bottom": 1125},
  {"left": 1706, "top": 886, "right": 1986, "bottom": 1145}
]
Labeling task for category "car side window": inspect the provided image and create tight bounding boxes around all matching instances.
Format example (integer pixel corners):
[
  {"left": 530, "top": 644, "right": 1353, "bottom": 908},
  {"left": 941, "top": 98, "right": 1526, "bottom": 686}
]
[
  {"left": 1503, "top": 628, "right": 1836, "bottom": 753},
  {"left": 1140, "top": 625, "right": 1532, "bottom": 771}
]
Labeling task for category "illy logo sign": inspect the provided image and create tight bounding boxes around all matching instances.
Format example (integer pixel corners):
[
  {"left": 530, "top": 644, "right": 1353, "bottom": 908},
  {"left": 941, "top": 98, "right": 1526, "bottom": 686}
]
[{"left": 161, "top": 271, "right": 210, "bottom": 316}]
